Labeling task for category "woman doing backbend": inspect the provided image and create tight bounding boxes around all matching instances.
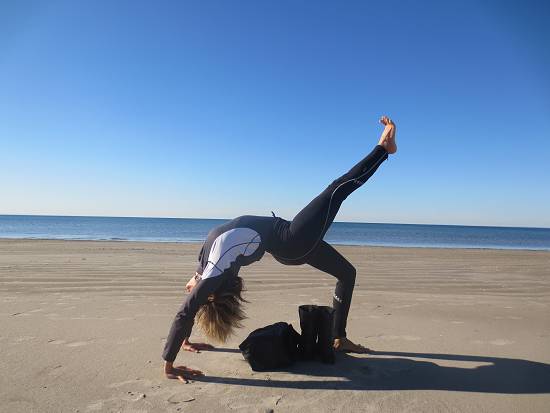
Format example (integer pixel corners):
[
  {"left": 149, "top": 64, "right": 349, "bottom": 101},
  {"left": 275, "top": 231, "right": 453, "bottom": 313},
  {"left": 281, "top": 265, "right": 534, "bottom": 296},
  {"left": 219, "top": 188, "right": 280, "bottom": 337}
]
[{"left": 163, "top": 116, "right": 397, "bottom": 381}]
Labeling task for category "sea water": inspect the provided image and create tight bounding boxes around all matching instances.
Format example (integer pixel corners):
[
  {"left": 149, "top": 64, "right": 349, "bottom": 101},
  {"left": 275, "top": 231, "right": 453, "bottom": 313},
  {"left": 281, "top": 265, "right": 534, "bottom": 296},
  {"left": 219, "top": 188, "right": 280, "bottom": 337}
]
[{"left": 1, "top": 215, "right": 549, "bottom": 251}]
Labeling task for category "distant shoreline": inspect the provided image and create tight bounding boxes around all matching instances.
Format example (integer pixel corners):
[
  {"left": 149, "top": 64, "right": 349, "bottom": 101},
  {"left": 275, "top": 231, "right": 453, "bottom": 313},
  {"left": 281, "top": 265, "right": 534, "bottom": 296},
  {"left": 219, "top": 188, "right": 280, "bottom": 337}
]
[
  {"left": 2, "top": 215, "right": 550, "bottom": 251},
  {"left": 1, "top": 214, "right": 548, "bottom": 230}
]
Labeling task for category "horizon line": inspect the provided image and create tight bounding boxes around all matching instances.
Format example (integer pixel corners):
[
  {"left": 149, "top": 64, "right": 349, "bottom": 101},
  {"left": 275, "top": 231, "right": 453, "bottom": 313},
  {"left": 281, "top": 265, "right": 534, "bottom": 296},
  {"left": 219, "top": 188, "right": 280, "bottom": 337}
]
[{"left": 1, "top": 213, "right": 549, "bottom": 231}]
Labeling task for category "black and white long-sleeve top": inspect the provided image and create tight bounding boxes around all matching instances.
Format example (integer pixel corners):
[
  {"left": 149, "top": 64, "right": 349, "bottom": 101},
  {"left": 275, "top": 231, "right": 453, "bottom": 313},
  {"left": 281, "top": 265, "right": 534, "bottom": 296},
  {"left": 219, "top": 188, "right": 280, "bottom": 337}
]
[{"left": 162, "top": 215, "right": 277, "bottom": 362}]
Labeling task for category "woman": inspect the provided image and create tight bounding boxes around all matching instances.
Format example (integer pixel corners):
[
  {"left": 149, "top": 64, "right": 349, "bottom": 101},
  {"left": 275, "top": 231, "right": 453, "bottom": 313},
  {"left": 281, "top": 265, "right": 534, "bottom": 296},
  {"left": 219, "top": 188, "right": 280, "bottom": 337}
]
[{"left": 163, "top": 116, "right": 397, "bottom": 381}]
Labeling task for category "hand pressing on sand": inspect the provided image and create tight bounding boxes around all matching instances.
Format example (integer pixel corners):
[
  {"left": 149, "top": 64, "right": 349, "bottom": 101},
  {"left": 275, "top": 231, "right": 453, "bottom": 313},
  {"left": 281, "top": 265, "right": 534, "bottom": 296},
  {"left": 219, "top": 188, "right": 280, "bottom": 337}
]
[
  {"left": 164, "top": 361, "right": 204, "bottom": 383},
  {"left": 181, "top": 338, "right": 215, "bottom": 353}
]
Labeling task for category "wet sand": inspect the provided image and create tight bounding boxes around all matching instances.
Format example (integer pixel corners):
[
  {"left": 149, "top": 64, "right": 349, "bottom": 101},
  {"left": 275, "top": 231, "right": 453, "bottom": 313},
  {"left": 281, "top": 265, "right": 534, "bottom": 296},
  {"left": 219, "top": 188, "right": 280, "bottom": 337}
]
[{"left": 1, "top": 239, "right": 549, "bottom": 412}]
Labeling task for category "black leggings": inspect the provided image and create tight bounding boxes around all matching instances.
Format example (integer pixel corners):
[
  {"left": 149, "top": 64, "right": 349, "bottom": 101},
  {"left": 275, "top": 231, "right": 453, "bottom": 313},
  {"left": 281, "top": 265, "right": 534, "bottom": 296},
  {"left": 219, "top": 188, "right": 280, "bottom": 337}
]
[{"left": 271, "top": 144, "right": 388, "bottom": 338}]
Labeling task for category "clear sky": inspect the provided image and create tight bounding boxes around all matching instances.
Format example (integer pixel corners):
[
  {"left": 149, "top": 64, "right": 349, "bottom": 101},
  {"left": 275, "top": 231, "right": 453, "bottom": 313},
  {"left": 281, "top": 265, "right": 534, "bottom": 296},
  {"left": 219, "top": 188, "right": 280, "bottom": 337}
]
[{"left": 1, "top": 0, "right": 549, "bottom": 227}]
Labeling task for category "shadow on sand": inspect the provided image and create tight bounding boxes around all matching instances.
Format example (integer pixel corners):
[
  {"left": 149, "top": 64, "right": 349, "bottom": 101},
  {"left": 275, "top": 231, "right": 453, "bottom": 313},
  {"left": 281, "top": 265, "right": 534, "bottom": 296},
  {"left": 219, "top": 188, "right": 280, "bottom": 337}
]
[{"left": 196, "top": 349, "right": 550, "bottom": 394}]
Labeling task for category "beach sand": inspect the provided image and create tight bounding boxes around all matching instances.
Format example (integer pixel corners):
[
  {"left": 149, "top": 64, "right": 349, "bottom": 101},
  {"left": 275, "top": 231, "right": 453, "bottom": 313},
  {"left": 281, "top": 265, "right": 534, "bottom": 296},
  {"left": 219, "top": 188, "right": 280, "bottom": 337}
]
[{"left": 1, "top": 239, "right": 549, "bottom": 412}]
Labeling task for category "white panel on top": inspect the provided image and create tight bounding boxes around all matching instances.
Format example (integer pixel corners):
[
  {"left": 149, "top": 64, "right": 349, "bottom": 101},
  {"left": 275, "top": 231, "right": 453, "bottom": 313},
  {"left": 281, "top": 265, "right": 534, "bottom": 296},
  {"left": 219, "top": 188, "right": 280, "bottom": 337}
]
[{"left": 201, "top": 228, "right": 261, "bottom": 279}]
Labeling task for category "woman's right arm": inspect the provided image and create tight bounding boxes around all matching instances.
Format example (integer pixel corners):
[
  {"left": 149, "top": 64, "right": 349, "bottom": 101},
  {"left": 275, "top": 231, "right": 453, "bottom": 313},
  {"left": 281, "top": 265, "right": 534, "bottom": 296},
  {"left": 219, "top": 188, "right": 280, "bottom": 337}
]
[{"left": 162, "top": 273, "right": 229, "bottom": 379}]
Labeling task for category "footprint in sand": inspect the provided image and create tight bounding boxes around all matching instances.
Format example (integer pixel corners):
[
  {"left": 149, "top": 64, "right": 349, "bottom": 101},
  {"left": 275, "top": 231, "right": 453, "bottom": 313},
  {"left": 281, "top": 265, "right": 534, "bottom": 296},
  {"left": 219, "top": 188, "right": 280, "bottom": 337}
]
[
  {"left": 125, "top": 391, "right": 147, "bottom": 402},
  {"left": 86, "top": 390, "right": 152, "bottom": 412},
  {"left": 167, "top": 393, "right": 196, "bottom": 404}
]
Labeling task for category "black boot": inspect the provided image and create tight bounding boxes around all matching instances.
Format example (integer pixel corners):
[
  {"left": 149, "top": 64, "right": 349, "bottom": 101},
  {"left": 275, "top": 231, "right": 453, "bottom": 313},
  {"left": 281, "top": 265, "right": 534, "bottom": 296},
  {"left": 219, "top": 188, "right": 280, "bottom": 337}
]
[
  {"left": 298, "top": 304, "right": 320, "bottom": 361},
  {"left": 315, "top": 306, "right": 336, "bottom": 364}
]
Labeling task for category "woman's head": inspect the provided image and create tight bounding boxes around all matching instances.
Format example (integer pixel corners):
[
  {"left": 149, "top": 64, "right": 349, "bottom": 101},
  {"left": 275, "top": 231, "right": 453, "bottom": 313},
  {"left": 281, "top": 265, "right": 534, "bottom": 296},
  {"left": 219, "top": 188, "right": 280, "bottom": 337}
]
[
  {"left": 185, "top": 273, "right": 201, "bottom": 292},
  {"left": 195, "top": 276, "right": 249, "bottom": 344}
]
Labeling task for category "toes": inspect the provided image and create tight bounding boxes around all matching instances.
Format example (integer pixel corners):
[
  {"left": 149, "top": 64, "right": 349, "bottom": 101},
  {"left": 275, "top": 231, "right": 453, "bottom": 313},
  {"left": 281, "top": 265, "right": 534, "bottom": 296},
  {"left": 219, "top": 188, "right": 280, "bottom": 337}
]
[{"left": 379, "top": 116, "right": 395, "bottom": 128}]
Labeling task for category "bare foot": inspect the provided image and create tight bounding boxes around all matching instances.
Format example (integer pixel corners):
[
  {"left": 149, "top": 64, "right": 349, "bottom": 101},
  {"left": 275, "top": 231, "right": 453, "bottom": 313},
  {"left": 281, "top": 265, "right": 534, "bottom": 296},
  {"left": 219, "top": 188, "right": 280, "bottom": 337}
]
[
  {"left": 333, "top": 337, "right": 371, "bottom": 354},
  {"left": 378, "top": 115, "right": 397, "bottom": 154}
]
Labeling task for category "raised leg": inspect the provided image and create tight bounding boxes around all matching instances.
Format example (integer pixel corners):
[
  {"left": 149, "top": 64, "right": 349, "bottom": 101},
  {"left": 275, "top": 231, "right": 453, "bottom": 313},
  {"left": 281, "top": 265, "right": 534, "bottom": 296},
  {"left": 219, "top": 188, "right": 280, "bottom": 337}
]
[
  {"left": 288, "top": 145, "right": 388, "bottom": 249},
  {"left": 271, "top": 118, "right": 396, "bottom": 262},
  {"left": 289, "top": 115, "right": 396, "bottom": 250}
]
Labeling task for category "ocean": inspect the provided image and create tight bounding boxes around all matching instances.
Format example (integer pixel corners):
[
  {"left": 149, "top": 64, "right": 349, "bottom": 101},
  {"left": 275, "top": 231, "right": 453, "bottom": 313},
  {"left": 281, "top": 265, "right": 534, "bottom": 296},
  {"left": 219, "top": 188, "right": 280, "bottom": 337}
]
[{"left": 1, "top": 215, "right": 549, "bottom": 251}]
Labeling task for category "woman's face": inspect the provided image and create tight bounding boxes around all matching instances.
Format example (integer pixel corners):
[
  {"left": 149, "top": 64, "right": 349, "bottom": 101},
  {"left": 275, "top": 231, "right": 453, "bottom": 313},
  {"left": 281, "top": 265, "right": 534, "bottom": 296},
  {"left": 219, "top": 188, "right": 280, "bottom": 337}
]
[{"left": 185, "top": 273, "right": 201, "bottom": 292}]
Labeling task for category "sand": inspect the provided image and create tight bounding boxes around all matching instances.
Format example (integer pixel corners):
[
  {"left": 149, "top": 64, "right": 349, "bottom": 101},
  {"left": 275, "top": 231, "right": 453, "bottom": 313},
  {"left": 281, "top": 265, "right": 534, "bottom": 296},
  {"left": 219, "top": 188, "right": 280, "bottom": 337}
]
[{"left": 1, "top": 239, "right": 549, "bottom": 412}]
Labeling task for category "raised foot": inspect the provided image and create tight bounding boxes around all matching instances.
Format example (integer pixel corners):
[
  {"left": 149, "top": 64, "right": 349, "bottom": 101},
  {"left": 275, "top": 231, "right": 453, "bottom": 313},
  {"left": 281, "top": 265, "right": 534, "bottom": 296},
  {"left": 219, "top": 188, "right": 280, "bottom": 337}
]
[
  {"left": 333, "top": 337, "right": 371, "bottom": 354},
  {"left": 378, "top": 115, "right": 397, "bottom": 154}
]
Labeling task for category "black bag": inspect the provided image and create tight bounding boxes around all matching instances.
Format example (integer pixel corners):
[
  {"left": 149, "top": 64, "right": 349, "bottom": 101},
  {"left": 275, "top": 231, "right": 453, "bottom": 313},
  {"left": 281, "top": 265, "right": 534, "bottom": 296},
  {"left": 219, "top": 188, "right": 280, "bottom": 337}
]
[{"left": 239, "top": 322, "right": 301, "bottom": 371}]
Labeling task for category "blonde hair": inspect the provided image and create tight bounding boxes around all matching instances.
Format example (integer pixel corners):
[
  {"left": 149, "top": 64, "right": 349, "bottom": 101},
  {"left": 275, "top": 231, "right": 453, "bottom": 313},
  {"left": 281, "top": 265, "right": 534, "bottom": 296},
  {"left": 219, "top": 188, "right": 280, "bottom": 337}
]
[{"left": 195, "top": 276, "right": 249, "bottom": 343}]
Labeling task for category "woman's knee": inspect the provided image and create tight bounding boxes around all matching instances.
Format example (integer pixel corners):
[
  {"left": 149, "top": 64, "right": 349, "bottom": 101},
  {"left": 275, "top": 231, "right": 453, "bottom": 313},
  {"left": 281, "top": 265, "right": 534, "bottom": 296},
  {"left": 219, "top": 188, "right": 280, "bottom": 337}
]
[{"left": 343, "top": 265, "right": 356, "bottom": 284}]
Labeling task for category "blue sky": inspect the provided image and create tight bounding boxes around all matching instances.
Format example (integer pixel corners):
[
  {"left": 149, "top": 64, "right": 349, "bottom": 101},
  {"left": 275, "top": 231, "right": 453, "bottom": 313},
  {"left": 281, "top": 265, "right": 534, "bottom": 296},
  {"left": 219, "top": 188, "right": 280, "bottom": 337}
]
[{"left": 1, "top": 0, "right": 549, "bottom": 227}]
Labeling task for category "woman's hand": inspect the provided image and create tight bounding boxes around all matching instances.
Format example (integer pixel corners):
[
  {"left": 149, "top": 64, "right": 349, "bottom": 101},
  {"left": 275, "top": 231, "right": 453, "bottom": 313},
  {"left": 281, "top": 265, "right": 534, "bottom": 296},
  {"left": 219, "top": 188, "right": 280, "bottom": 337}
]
[
  {"left": 181, "top": 338, "right": 215, "bottom": 353},
  {"left": 164, "top": 361, "right": 204, "bottom": 383}
]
